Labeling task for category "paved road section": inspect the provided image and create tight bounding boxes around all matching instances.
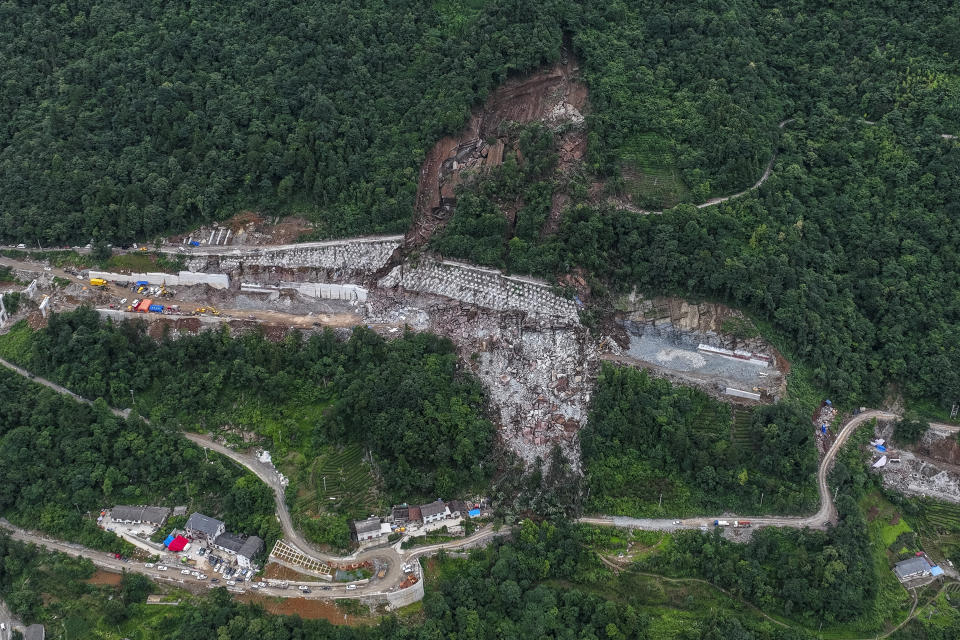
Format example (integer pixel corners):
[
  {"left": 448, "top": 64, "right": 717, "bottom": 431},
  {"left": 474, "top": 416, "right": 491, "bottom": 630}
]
[
  {"left": 0, "top": 358, "right": 506, "bottom": 599},
  {"left": 580, "top": 409, "right": 898, "bottom": 531}
]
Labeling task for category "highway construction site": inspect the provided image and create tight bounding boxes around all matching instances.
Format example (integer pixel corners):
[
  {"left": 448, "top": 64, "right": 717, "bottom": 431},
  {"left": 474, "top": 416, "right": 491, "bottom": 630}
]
[{"left": 1, "top": 222, "right": 787, "bottom": 470}]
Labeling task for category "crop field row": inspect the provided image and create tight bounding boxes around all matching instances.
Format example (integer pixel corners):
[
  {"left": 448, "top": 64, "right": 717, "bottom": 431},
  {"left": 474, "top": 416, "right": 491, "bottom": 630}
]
[{"left": 730, "top": 406, "right": 755, "bottom": 451}]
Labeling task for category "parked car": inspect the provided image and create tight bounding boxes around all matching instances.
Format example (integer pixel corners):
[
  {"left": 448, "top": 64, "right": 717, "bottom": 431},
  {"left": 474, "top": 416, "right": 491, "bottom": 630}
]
[
  {"left": 298, "top": 585, "right": 309, "bottom": 592},
  {"left": 157, "top": 565, "right": 168, "bottom": 571},
  {"left": 210, "top": 578, "right": 219, "bottom": 583},
  {"left": 346, "top": 585, "right": 357, "bottom": 591},
  {"left": 144, "top": 563, "right": 154, "bottom": 568},
  {"left": 227, "top": 580, "right": 236, "bottom": 586},
  {"left": 302, "top": 588, "right": 311, "bottom": 594},
  {"left": 181, "top": 569, "right": 191, "bottom": 575}
]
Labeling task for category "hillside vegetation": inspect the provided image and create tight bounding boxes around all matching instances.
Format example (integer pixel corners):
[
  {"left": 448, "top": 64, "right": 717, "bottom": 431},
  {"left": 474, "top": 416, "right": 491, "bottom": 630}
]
[
  {"left": 0, "top": 367, "right": 279, "bottom": 550},
  {"left": 0, "top": 309, "right": 493, "bottom": 504},
  {"left": 582, "top": 365, "right": 818, "bottom": 517}
]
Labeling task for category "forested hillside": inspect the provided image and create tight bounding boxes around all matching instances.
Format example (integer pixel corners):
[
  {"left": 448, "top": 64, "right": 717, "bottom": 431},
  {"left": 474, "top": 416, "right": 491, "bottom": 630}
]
[
  {"left": 0, "top": 0, "right": 566, "bottom": 244},
  {"left": 582, "top": 366, "right": 817, "bottom": 517},
  {"left": 0, "top": 309, "right": 493, "bottom": 502},
  {"left": 429, "top": 1, "right": 960, "bottom": 405},
  {"left": 0, "top": 367, "right": 279, "bottom": 550}
]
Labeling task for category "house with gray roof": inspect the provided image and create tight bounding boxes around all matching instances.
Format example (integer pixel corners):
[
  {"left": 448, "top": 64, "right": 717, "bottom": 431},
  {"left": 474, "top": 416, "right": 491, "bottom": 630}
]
[
  {"left": 894, "top": 556, "right": 932, "bottom": 582},
  {"left": 110, "top": 505, "right": 170, "bottom": 526},
  {"left": 213, "top": 532, "right": 264, "bottom": 569},
  {"left": 184, "top": 512, "right": 225, "bottom": 542},
  {"left": 419, "top": 500, "right": 449, "bottom": 524},
  {"left": 24, "top": 624, "right": 45, "bottom": 640},
  {"left": 351, "top": 516, "right": 383, "bottom": 542}
]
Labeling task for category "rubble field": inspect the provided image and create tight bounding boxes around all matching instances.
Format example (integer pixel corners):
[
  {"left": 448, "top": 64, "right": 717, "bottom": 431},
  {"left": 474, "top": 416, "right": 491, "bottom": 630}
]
[{"left": 873, "top": 421, "right": 960, "bottom": 503}]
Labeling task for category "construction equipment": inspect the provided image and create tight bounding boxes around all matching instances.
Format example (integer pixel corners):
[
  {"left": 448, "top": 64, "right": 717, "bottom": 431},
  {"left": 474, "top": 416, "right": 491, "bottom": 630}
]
[{"left": 89, "top": 278, "right": 107, "bottom": 287}]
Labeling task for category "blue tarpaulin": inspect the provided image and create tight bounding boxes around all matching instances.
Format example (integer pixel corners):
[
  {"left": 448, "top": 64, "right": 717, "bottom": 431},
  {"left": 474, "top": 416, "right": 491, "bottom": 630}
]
[
  {"left": 876, "top": 444, "right": 887, "bottom": 452},
  {"left": 931, "top": 566, "right": 945, "bottom": 577},
  {"left": 468, "top": 509, "right": 481, "bottom": 518},
  {"left": 163, "top": 534, "right": 175, "bottom": 548}
]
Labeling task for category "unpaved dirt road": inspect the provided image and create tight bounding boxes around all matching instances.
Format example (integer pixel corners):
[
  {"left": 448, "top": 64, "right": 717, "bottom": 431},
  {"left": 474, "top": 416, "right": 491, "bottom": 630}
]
[{"left": 614, "top": 119, "right": 794, "bottom": 215}]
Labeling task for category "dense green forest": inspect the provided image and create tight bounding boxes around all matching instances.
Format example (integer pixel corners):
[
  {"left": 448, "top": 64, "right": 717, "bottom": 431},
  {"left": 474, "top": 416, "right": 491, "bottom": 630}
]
[
  {"left": 0, "top": 367, "right": 279, "bottom": 550},
  {"left": 581, "top": 365, "right": 817, "bottom": 516},
  {"left": 0, "top": 308, "right": 493, "bottom": 503},
  {"left": 0, "top": 0, "right": 568, "bottom": 244},
  {"left": 0, "top": 523, "right": 818, "bottom": 639}
]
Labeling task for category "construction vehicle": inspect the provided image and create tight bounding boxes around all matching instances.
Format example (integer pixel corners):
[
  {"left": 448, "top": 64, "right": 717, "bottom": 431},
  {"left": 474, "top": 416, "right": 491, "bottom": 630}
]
[
  {"left": 732, "top": 521, "right": 752, "bottom": 528},
  {"left": 89, "top": 278, "right": 107, "bottom": 287},
  {"left": 714, "top": 520, "right": 730, "bottom": 527}
]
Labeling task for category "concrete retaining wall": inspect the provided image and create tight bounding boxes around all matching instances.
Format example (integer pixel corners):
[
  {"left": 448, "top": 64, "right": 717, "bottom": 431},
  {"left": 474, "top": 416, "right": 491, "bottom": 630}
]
[
  {"left": 281, "top": 281, "right": 367, "bottom": 302},
  {"left": 384, "top": 578, "right": 425, "bottom": 609},
  {"left": 88, "top": 270, "right": 230, "bottom": 289},
  {"left": 181, "top": 236, "right": 402, "bottom": 274},
  {"left": 0, "top": 294, "right": 7, "bottom": 327},
  {"left": 379, "top": 259, "right": 579, "bottom": 322}
]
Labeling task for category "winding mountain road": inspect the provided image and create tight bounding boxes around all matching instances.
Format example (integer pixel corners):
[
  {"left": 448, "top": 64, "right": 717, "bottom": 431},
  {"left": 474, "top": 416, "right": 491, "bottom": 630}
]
[
  {"left": 0, "top": 357, "right": 504, "bottom": 599},
  {"left": 615, "top": 119, "right": 794, "bottom": 215},
  {"left": 580, "top": 409, "right": 899, "bottom": 532}
]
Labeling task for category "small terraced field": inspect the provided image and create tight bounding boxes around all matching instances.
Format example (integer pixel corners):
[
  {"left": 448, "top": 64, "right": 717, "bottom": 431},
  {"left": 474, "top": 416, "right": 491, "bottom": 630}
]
[
  {"left": 290, "top": 444, "right": 379, "bottom": 520},
  {"left": 730, "top": 406, "right": 755, "bottom": 451}
]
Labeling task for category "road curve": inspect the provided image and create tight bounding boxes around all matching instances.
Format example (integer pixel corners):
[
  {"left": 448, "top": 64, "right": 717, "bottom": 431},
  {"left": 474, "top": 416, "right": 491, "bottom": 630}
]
[
  {"left": 614, "top": 119, "right": 795, "bottom": 215},
  {"left": 581, "top": 409, "right": 897, "bottom": 532},
  {"left": 0, "top": 358, "right": 509, "bottom": 596}
]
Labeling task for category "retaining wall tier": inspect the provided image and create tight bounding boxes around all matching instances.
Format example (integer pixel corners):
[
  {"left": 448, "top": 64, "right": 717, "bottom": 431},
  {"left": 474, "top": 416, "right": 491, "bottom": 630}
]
[
  {"left": 88, "top": 270, "right": 230, "bottom": 289},
  {"left": 379, "top": 259, "right": 579, "bottom": 322}
]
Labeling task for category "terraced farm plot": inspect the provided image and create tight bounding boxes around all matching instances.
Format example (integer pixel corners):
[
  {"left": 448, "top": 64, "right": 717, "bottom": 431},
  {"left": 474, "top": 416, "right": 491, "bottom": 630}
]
[
  {"left": 620, "top": 133, "right": 691, "bottom": 209},
  {"left": 291, "top": 444, "right": 379, "bottom": 520},
  {"left": 730, "top": 406, "right": 755, "bottom": 451},
  {"left": 690, "top": 404, "right": 730, "bottom": 439},
  {"left": 923, "top": 501, "right": 960, "bottom": 532}
]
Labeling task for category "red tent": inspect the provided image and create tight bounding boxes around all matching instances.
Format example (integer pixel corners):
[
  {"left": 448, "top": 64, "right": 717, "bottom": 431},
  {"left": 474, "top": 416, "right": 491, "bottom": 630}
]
[{"left": 167, "top": 535, "right": 189, "bottom": 552}]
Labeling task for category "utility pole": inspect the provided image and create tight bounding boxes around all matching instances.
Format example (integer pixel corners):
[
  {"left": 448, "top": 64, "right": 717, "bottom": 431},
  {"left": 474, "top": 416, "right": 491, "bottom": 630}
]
[
  {"left": 760, "top": 492, "right": 764, "bottom": 507},
  {"left": 658, "top": 492, "right": 663, "bottom": 508}
]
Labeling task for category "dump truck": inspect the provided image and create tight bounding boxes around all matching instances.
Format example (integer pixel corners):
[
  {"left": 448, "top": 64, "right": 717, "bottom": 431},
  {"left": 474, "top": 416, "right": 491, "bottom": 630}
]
[
  {"left": 89, "top": 278, "right": 107, "bottom": 287},
  {"left": 732, "top": 521, "right": 752, "bottom": 528},
  {"left": 148, "top": 304, "right": 164, "bottom": 313}
]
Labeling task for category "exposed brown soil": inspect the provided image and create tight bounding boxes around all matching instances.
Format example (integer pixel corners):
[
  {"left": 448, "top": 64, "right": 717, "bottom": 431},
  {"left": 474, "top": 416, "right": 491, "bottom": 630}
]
[
  {"left": 237, "top": 593, "right": 370, "bottom": 625},
  {"left": 867, "top": 506, "right": 880, "bottom": 522},
  {"left": 27, "top": 311, "right": 48, "bottom": 330},
  {"left": 917, "top": 434, "right": 960, "bottom": 466},
  {"left": 263, "top": 562, "right": 320, "bottom": 582},
  {"left": 167, "top": 213, "right": 314, "bottom": 246},
  {"left": 409, "top": 57, "right": 588, "bottom": 248},
  {"left": 86, "top": 569, "right": 122, "bottom": 586}
]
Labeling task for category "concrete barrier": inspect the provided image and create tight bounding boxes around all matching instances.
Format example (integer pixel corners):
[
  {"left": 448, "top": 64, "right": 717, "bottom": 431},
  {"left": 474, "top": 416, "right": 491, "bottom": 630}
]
[
  {"left": 385, "top": 578, "right": 424, "bottom": 609},
  {"left": 88, "top": 270, "right": 230, "bottom": 289}
]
